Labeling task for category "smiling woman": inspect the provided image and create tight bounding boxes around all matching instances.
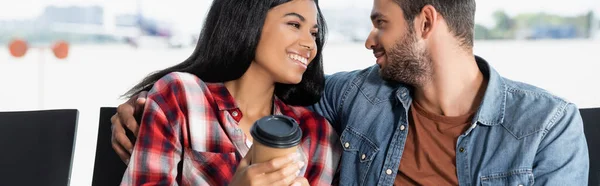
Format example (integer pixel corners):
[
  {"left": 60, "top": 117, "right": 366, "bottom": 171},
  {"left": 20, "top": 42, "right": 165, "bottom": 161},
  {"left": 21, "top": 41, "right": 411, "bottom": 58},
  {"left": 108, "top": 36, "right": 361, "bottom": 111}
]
[
  {"left": 118, "top": 0, "right": 340, "bottom": 186},
  {"left": 125, "top": 0, "right": 327, "bottom": 106}
]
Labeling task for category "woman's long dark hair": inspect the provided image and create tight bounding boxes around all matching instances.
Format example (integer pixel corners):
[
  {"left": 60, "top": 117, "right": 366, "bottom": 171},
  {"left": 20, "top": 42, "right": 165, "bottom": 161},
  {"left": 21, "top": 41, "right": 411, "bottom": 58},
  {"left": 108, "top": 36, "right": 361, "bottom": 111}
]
[{"left": 125, "top": 0, "right": 327, "bottom": 106}]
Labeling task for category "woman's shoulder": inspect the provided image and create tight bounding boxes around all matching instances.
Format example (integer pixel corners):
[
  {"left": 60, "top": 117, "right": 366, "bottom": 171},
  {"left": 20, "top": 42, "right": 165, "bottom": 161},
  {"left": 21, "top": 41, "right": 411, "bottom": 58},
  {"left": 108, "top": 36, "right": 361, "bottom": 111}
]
[
  {"left": 146, "top": 72, "right": 222, "bottom": 115},
  {"left": 150, "top": 72, "right": 213, "bottom": 93},
  {"left": 152, "top": 72, "right": 205, "bottom": 90},
  {"left": 287, "top": 105, "right": 331, "bottom": 128},
  {"left": 148, "top": 72, "right": 213, "bottom": 100}
]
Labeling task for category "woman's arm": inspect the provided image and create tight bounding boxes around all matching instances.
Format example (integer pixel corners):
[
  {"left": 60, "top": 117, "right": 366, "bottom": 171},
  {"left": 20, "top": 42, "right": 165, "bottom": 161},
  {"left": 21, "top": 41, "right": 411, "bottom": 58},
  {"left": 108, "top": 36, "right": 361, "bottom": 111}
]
[
  {"left": 120, "top": 76, "right": 187, "bottom": 186},
  {"left": 120, "top": 72, "right": 307, "bottom": 186}
]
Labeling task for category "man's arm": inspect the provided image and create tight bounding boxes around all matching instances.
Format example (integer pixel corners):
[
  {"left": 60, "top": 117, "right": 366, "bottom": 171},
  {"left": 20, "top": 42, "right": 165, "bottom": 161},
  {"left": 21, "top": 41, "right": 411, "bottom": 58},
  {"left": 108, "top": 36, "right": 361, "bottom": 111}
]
[
  {"left": 533, "top": 103, "right": 589, "bottom": 185},
  {"left": 310, "top": 71, "right": 356, "bottom": 134}
]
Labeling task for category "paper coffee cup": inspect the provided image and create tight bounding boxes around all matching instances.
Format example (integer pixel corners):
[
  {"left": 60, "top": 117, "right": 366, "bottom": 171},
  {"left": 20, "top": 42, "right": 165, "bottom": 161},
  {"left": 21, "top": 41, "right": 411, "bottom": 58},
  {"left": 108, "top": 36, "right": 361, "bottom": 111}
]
[{"left": 250, "top": 115, "right": 302, "bottom": 164}]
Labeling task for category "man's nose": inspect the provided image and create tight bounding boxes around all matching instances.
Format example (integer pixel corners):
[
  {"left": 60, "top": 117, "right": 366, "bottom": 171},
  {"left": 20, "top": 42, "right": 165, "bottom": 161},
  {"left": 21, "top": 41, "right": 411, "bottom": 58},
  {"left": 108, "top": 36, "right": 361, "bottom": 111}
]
[{"left": 365, "top": 28, "right": 378, "bottom": 50}]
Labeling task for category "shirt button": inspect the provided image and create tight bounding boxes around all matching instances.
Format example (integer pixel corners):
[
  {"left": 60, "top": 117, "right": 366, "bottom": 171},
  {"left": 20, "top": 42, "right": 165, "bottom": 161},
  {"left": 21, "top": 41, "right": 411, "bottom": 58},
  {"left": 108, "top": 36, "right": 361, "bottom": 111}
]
[
  {"left": 459, "top": 147, "right": 465, "bottom": 153},
  {"left": 400, "top": 125, "right": 406, "bottom": 131},
  {"left": 386, "top": 169, "right": 393, "bottom": 175},
  {"left": 402, "top": 92, "right": 407, "bottom": 97},
  {"left": 232, "top": 111, "right": 239, "bottom": 117},
  {"left": 344, "top": 142, "right": 350, "bottom": 148},
  {"left": 361, "top": 154, "right": 366, "bottom": 160},
  {"left": 518, "top": 184, "right": 523, "bottom": 186}
]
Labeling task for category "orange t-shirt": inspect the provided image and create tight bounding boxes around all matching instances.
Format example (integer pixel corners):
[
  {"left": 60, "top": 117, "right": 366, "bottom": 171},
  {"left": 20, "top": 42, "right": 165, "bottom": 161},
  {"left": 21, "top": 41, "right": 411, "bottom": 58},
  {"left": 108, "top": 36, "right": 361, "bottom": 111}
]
[{"left": 394, "top": 102, "right": 475, "bottom": 186}]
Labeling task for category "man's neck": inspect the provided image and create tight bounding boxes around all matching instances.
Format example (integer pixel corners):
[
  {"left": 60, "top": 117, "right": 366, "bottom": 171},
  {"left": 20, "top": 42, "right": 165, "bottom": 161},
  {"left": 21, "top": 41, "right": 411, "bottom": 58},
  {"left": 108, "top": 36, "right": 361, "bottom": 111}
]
[
  {"left": 414, "top": 49, "right": 487, "bottom": 117},
  {"left": 224, "top": 62, "right": 274, "bottom": 117}
]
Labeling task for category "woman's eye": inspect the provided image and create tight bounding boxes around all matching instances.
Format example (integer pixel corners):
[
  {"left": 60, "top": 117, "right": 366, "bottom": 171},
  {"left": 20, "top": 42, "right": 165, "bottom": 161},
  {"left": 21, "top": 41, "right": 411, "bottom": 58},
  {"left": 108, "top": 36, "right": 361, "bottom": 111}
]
[{"left": 288, "top": 22, "right": 301, "bottom": 29}]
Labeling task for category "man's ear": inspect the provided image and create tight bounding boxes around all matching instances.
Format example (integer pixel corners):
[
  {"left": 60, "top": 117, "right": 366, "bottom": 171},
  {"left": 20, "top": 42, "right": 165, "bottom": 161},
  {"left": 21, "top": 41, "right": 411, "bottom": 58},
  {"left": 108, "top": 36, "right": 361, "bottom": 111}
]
[{"left": 415, "top": 5, "right": 438, "bottom": 40}]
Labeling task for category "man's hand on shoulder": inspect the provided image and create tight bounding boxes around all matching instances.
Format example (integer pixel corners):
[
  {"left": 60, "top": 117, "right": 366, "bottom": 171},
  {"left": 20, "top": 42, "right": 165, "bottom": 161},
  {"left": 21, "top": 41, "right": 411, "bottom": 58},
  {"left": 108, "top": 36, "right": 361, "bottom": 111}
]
[{"left": 110, "top": 91, "right": 148, "bottom": 164}]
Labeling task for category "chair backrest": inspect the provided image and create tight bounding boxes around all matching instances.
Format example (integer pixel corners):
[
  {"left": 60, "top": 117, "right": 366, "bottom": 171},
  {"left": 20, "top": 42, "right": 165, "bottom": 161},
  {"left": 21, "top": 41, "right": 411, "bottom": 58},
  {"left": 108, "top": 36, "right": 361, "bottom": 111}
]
[
  {"left": 92, "top": 107, "right": 128, "bottom": 186},
  {"left": 581, "top": 108, "right": 599, "bottom": 186},
  {"left": 0, "top": 109, "right": 78, "bottom": 186},
  {"left": 87, "top": 106, "right": 599, "bottom": 186}
]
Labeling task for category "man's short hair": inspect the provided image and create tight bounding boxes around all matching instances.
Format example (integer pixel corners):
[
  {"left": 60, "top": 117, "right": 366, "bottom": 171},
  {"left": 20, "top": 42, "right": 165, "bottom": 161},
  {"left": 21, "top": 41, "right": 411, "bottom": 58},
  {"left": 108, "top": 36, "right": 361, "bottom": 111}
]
[{"left": 394, "top": 0, "right": 476, "bottom": 49}]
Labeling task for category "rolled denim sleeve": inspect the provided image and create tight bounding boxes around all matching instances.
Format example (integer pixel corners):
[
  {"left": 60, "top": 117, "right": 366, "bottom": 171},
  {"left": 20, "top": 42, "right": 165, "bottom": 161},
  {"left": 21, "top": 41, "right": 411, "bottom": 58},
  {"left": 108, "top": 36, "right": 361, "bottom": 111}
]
[
  {"left": 310, "top": 71, "right": 355, "bottom": 134},
  {"left": 533, "top": 103, "right": 589, "bottom": 185}
]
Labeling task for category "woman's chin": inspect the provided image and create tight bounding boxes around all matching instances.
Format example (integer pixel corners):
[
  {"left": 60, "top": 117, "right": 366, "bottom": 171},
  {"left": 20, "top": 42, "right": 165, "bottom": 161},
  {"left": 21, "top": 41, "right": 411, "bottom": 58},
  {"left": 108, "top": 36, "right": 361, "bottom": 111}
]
[{"left": 279, "top": 75, "right": 303, "bottom": 85}]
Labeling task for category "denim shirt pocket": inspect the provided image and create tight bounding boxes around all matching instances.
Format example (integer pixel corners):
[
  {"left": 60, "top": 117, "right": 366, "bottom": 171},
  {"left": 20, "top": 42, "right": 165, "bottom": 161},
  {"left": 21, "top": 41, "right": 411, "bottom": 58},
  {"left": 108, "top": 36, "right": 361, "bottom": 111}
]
[
  {"left": 480, "top": 169, "right": 534, "bottom": 186},
  {"left": 339, "top": 127, "right": 379, "bottom": 185}
]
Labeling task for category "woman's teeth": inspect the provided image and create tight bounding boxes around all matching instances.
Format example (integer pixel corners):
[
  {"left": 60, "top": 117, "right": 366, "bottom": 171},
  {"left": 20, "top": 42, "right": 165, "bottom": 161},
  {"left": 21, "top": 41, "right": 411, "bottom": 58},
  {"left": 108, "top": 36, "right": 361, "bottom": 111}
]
[{"left": 288, "top": 54, "right": 308, "bottom": 66}]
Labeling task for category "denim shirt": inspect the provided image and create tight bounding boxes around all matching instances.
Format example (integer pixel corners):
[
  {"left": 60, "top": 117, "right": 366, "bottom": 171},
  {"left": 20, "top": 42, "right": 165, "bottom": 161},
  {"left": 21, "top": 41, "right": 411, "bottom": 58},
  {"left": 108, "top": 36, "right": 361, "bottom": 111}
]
[{"left": 312, "top": 56, "right": 589, "bottom": 186}]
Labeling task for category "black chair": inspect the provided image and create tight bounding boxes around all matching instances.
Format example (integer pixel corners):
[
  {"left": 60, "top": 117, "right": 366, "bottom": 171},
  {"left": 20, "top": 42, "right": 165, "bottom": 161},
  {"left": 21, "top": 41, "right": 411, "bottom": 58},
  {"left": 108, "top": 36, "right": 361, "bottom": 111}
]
[
  {"left": 0, "top": 109, "right": 78, "bottom": 186},
  {"left": 92, "top": 107, "right": 129, "bottom": 186},
  {"left": 581, "top": 108, "right": 600, "bottom": 186}
]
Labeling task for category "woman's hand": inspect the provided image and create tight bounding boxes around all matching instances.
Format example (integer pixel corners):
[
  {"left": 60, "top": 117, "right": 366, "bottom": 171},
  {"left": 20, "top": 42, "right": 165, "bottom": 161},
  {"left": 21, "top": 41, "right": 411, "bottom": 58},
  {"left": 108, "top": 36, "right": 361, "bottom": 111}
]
[
  {"left": 230, "top": 149, "right": 305, "bottom": 186},
  {"left": 290, "top": 177, "right": 310, "bottom": 186}
]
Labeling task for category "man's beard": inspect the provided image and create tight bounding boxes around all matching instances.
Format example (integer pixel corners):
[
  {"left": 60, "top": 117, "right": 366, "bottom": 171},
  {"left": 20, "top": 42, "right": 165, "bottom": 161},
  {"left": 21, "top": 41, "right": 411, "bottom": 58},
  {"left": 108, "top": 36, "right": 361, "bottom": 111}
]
[{"left": 379, "top": 31, "right": 432, "bottom": 87}]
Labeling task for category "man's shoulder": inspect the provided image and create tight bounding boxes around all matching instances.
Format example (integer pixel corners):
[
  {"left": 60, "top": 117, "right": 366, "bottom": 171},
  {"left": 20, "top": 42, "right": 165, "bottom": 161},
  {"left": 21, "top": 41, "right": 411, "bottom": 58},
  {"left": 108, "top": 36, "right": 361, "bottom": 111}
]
[
  {"left": 326, "top": 65, "right": 378, "bottom": 86},
  {"left": 502, "top": 77, "right": 570, "bottom": 106},
  {"left": 500, "top": 77, "right": 577, "bottom": 132},
  {"left": 325, "top": 65, "right": 403, "bottom": 94}
]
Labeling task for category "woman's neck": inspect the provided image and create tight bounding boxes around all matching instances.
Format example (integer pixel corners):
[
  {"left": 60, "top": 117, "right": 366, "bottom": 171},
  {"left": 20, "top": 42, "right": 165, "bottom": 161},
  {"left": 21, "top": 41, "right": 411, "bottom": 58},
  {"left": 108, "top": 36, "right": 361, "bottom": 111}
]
[{"left": 223, "top": 62, "right": 275, "bottom": 117}]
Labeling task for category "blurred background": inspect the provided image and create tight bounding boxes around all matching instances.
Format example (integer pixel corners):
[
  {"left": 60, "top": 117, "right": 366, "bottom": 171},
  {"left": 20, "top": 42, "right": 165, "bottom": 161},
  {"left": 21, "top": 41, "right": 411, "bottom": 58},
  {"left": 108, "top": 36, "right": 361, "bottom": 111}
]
[{"left": 0, "top": 0, "right": 598, "bottom": 185}]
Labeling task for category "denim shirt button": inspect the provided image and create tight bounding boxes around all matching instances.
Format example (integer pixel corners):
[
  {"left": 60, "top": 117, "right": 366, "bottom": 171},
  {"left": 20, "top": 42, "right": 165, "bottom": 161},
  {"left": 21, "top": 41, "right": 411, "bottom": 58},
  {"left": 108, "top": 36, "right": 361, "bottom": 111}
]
[
  {"left": 344, "top": 142, "right": 350, "bottom": 148},
  {"left": 361, "top": 154, "right": 366, "bottom": 160},
  {"left": 400, "top": 125, "right": 406, "bottom": 131},
  {"left": 518, "top": 184, "right": 523, "bottom": 186},
  {"left": 386, "top": 169, "right": 393, "bottom": 175},
  {"left": 459, "top": 147, "right": 465, "bottom": 153}
]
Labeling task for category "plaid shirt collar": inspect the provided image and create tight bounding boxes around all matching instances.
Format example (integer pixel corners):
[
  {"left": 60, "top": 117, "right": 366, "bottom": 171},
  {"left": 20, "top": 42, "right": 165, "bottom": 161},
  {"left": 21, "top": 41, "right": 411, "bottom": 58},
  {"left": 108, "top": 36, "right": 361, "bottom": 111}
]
[{"left": 206, "top": 83, "right": 289, "bottom": 116}]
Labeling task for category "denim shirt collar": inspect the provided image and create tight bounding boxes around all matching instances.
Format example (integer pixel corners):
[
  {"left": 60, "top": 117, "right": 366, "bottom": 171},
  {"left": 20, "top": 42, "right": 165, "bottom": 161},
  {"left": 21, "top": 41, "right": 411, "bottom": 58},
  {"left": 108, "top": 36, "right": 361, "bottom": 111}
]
[
  {"left": 395, "top": 86, "right": 413, "bottom": 109},
  {"left": 472, "top": 55, "right": 507, "bottom": 126},
  {"left": 394, "top": 56, "right": 507, "bottom": 126}
]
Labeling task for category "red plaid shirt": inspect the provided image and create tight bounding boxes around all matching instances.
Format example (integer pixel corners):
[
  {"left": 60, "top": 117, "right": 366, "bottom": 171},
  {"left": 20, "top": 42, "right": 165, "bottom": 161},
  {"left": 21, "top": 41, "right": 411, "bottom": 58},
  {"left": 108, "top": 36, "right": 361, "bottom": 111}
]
[{"left": 121, "top": 72, "right": 340, "bottom": 186}]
